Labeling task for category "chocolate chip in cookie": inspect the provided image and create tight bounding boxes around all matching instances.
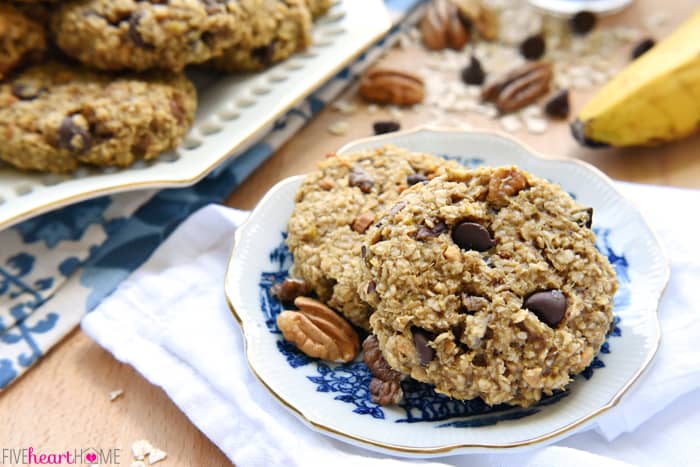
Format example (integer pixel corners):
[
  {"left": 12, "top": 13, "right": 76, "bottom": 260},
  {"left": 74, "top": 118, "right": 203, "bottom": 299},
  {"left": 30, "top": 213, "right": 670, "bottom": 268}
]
[
  {"left": 451, "top": 221, "right": 494, "bottom": 251},
  {"left": 523, "top": 290, "right": 567, "bottom": 327},
  {"left": 58, "top": 115, "right": 92, "bottom": 154}
]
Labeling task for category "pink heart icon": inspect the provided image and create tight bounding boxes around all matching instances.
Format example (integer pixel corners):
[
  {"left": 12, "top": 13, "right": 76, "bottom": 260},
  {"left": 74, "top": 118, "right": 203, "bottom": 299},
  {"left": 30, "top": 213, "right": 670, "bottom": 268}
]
[{"left": 86, "top": 453, "right": 97, "bottom": 463}]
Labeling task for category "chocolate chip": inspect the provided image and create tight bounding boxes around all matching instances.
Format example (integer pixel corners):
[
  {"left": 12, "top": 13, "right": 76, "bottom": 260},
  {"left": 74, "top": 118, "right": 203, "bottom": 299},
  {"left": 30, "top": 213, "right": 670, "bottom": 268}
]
[
  {"left": 631, "top": 38, "right": 655, "bottom": 59},
  {"left": 12, "top": 82, "right": 44, "bottom": 100},
  {"left": 128, "top": 11, "right": 155, "bottom": 49},
  {"left": 461, "top": 56, "right": 485, "bottom": 85},
  {"left": 361, "top": 245, "right": 367, "bottom": 258},
  {"left": 58, "top": 116, "right": 91, "bottom": 154},
  {"left": 472, "top": 353, "right": 487, "bottom": 367},
  {"left": 452, "top": 323, "right": 465, "bottom": 341},
  {"left": 251, "top": 42, "right": 276, "bottom": 67},
  {"left": 412, "top": 328, "right": 434, "bottom": 365},
  {"left": 572, "top": 207, "right": 593, "bottom": 229},
  {"left": 519, "top": 34, "right": 546, "bottom": 60},
  {"left": 523, "top": 290, "right": 567, "bottom": 327},
  {"left": 348, "top": 166, "right": 374, "bottom": 193},
  {"left": 570, "top": 11, "right": 596, "bottom": 35},
  {"left": 406, "top": 173, "right": 428, "bottom": 186},
  {"left": 415, "top": 221, "right": 447, "bottom": 241},
  {"left": 451, "top": 221, "right": 494, "bottom": 251},
  {"left": 544, "top": 89, "right": 570, "bottom": 119},
  {"left": 366, "top": 280, "right": 376, "bottom": 294},
  {"left": 373, "top": 121, "right": 400, "bottom": 135}
]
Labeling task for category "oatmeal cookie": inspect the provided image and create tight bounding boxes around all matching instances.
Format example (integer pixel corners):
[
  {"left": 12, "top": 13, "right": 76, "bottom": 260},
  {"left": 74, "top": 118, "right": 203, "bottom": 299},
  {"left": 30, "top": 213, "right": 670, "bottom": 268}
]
[
  {"left": 360, "top": 165, "right": 618, "bottom": 407},
  {"left": 304, "top": 0, "right": 334, "bottom": 18},
  {"left": 0, "top": 4, "right": 47, "bottom": 80},
  {"left": 0, "top": 62, "right": 196, "bottom": 173},
  {"left": 210, "top": 0, "right": 312, "bottom": 72},
  {"left": 287, "top": 146, "right": 461, "bottom": 330},
  {"left": 51, "top": 0, "right": 244, "bottom": 71}
]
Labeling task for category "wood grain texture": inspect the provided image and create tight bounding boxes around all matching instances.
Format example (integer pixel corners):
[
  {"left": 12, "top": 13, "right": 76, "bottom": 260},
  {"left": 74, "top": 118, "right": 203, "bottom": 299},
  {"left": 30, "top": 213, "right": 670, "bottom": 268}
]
[{"left": 1, "top": 1, "right": 698, "bottom": 465}]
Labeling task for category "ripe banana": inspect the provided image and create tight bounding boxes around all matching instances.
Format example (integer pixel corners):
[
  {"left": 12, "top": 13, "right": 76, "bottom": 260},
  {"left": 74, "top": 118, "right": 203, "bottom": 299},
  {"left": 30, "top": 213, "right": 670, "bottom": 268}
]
[{"left": 572, "top": 8, "right": 700, "bottom": 147}]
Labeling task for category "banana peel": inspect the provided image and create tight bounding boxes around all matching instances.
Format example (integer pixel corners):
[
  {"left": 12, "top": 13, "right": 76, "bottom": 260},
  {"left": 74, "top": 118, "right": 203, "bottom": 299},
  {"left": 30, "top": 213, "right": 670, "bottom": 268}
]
[{"left": 572, "top": 8, "right": 700, "bottom": 147}]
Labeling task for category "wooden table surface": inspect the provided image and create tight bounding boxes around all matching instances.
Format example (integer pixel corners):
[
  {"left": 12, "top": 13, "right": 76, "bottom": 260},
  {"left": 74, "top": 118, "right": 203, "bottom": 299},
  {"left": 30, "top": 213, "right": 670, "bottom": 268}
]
[{"left": 2, "top": 1, "right": 699, "bottom": 466}]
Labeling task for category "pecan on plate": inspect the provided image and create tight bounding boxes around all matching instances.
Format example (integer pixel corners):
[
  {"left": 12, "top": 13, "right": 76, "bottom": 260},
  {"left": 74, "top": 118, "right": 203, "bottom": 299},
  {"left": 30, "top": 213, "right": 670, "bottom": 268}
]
[
  {"left": 359, "top": 67, "right": 425, "bottom": 106},
  {"left": 363, "top": 335, "right": 402, "bottom": 382},
  {"left": 420, "top": 0, "right": 470, "bottom": 51},
  {"left": 481, "top": 61, "right": 552, "bottom": 113},
  {"left": 270, "top": 277, "right": 311, "bottom": 303},
  {"left": 363, "top": 335, "right": 404, "bottom": 405},
  {"left": 370, "top": 378, "right": 404, "bottom": 406},
  {"left": 276, "top": 297, "right": 359, "bottom": 363}
]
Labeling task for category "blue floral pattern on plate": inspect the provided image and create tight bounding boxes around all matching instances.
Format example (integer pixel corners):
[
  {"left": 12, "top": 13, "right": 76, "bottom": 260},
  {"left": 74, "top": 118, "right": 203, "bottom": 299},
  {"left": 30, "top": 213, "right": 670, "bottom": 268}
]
[{"left": 259, "top": 222, "right": 627, "bottom": 427}]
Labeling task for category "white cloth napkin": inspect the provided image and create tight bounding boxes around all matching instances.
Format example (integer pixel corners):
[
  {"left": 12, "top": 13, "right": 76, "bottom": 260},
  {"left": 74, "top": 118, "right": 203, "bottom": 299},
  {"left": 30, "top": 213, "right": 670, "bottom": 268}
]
[{"left": 82, "top": 182, "right": 700, "bottom": 467}]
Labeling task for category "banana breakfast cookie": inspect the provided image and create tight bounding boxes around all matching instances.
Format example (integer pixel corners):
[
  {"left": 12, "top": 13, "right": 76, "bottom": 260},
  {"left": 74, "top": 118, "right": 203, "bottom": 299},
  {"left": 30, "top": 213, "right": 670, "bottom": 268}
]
[
  {"left": 287, "top": 146, "right": 462, "bottom": 330},
  {"left": 209, "top": 0, "right": 312, "bottom": 72},
  {"left": 51, "top": 0, "right": 245, "bottom": 71},
  {"left": 0, "top": 3, "right": 47, "bottom": 80},
  {"left": 304, "top": 0, "right": 333, "bottom": 18},
  {"left": 0, "top": 62, "right": 196, "bottom": 173},
  {"left": 360, "top": 165, "right": 618, "bottom": 407}
]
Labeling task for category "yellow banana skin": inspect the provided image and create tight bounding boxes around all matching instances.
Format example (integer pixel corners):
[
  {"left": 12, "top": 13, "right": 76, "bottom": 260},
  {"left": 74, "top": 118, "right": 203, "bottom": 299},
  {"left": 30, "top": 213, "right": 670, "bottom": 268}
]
[{"left": 573, "top": 8, "right": 700, "bottom": 147}]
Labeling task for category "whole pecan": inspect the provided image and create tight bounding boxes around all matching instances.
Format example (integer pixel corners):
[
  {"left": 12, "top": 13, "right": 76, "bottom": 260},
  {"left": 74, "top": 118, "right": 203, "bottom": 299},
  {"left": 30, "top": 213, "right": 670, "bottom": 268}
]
[
  {"left": 276, "top": 297, "right": 359, "bottom": 363},
  {"left": 420, "top": 0, "right": 470, "bottom": 51},
  {"left": 363, "top": 335, "right": 404, "bottom": 405},
  {"left": 359, "top": 67, "right": 425, "bottom": 106},
  {"left": 481, "top": 61, "right": 552, "bottom": 113},
  {"left": 270, "top": 277, "right": 311, "bottom": 303},
  {"left": 370, "top": 378, "right": 404, "bottom": 406},
  {"left": 363, "top": 335, "right": 402, "bottom": 382}
]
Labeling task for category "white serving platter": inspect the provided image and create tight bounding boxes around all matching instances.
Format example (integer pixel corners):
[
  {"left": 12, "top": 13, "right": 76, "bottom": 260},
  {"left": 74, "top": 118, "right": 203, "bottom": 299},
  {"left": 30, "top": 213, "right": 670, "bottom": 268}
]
[{"left": 0, "top": 0, "right": 391, "bottom": 230}]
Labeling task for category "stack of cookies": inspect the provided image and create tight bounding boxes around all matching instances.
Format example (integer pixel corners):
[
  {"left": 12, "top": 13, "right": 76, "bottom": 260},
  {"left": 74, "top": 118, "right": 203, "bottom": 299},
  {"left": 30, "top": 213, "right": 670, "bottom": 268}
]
[
  {"left": 284, "top": 146, "right": 618, "bottom": 408},
  {"left": 0, "top": 0, "right": 333, "bottom": 173}
]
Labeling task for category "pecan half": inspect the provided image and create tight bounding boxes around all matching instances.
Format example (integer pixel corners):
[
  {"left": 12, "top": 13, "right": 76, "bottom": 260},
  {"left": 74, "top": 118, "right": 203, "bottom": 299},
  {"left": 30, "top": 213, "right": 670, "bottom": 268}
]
[
  {"left": 363, "top": 335, "right": 404, "bottom": 406},
  {"left": 370, "top": 378, "right": 404, "bottom": 406},
  {"left": 420, "top": 0, "right": 470, "bottom": 51},
  {"left": 276, "top": 297, "right": 359, "bottom": 363},
  {"left": 481, "top": 62, "right": 552, "bottom": 113},
  {"left": 363, "top": 335, "right": 402, "bottom": 382},
  {"left": 359, "top": 67, "right": 425, "bottom": 106},
  {"left": 270, "top": 278, "right": 311, "bottom": 303},
  {"left": 487, "top": 166, "right": 529, "bottom": 205}
]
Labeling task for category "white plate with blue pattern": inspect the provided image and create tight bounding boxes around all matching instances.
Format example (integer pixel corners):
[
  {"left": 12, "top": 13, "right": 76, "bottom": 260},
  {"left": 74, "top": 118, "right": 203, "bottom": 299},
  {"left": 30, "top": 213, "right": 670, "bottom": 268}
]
[{"left": 225, "top": 127, "right": 669, "bottom": 456}]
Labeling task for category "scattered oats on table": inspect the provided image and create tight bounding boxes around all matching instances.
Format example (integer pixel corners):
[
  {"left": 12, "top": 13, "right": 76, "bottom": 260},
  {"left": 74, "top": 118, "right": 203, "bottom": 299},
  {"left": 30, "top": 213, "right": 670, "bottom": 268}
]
[
  {"left": 108, "top": 389, "right": 123, "bottom": 401},
  {"left": 147, "top": 448, "right": 167, "bottom": 465},
  {"left": 327, "top": 120, "right": 349, "bottom": 136},
  {"left": 131, "top": 440, "right": 153, "bottom": 461}
]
